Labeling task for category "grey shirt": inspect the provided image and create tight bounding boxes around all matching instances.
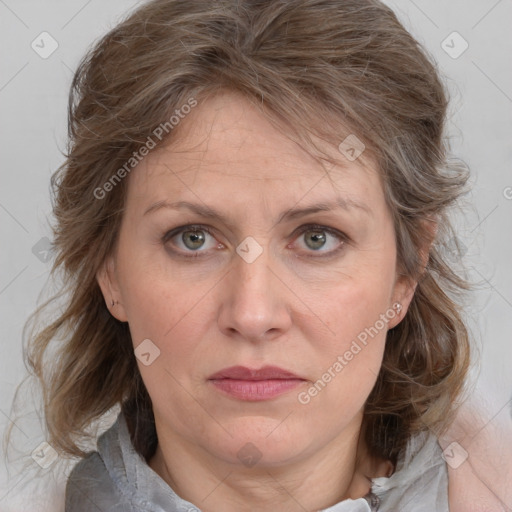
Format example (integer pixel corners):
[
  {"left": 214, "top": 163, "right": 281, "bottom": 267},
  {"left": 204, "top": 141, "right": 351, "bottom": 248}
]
[{"left": 65, "top": 412, "right": 449, "bottom": 511}]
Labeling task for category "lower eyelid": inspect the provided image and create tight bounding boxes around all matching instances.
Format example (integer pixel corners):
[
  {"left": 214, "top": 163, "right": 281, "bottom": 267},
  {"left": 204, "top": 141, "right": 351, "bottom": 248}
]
[
  {"left": 293, "top": 226, "right": 346, "bottom": 246},
  {"left": 164, "top": 227, "right": 218, "bottom": 251},
  {"left": 291, "top": 233, "right": 346, "bottom": 259},
  {"left": 163, "top": 225, "right": 348, "bottom": 257}
]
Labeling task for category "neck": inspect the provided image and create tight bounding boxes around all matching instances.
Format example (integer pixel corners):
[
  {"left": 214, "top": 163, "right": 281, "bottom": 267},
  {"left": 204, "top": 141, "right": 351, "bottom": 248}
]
[{"left": 149, "top": 411, "right": 391, "bottom": 512}]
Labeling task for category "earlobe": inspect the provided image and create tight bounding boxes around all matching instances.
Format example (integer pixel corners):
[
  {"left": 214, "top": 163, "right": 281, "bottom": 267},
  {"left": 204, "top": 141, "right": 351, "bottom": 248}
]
[
  {"left": 96, "top": 256, "right": 128, "bottom": 322},
  {"left": 388, "top": 278, "right": 416, "bottom": 329},
  {"left": 398, "top": 279, "right": 416, "bottom": 319}
]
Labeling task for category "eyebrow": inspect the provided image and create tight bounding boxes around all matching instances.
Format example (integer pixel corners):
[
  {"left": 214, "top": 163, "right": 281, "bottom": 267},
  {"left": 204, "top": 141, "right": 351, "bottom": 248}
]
[{"left": 143, "top": 197, "right": 371, "bottom": 225}]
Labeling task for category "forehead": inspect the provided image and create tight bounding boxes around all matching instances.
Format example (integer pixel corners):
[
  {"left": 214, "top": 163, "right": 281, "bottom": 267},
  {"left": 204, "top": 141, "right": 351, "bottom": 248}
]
[{"left": 126, "top": 91, "right": 383, "bottom": 212}]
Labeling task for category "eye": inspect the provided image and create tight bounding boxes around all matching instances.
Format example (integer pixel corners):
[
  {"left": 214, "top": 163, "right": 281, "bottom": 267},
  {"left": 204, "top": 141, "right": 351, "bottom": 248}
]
[
  {"left": 162, "top": 225, "right": 222, "bottom": 257},
  {"left": 291, "top": 224, "right": 347, "bottom": 258},
  {"left": 162, "top": 223, "right": 348, "bottom": 259}
]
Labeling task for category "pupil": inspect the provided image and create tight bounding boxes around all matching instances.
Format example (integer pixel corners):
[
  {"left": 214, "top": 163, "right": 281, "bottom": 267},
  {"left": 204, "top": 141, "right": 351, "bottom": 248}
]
[
  {"left": 306, "top": 230, "right": 326, "bottom": 250},
  {"left": 183, "top": 230, "right": 205, "bottom": 250}
]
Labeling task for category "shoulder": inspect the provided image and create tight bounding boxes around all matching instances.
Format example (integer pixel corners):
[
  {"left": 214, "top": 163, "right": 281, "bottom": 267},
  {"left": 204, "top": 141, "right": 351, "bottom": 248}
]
[
  {"left": 440, "top": 399, "right": 512, "bottom": 511},
  {"left": 65, "top": 412, "right": 157, "bottom": 512},
  {"left": 65, "top": 450, "right": 133, "bottom": 512},
  {"left": 372, "top": 430, "right": 449, "bottom": 511}
]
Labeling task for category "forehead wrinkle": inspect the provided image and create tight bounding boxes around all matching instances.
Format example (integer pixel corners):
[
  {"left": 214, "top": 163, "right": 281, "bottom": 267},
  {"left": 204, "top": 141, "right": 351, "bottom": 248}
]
[{"left": 143, "top": 195, "right": 371, "bottom": 228}]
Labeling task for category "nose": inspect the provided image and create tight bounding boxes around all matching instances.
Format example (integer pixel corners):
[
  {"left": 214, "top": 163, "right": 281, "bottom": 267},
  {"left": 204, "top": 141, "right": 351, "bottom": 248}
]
[{"left": 217, "top": 243, "right": 292, "bottom": 343}]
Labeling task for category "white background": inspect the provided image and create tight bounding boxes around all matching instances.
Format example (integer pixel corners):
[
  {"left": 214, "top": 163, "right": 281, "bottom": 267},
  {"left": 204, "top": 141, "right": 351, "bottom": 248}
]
[{"left": 1, "top": 0, "right": 511, "bottom": 510}]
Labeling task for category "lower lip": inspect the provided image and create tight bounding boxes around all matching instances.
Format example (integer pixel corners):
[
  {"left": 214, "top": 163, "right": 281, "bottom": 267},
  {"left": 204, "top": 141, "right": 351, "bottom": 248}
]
[{"left": 209, "top": 378, "right": 304, "bottom": 401}]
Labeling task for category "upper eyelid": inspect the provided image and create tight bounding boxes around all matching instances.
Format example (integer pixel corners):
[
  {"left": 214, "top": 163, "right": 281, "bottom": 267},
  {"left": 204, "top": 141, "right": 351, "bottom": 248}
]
[{"left": 163, "top": 223, "right": 347, "bottom": 249}]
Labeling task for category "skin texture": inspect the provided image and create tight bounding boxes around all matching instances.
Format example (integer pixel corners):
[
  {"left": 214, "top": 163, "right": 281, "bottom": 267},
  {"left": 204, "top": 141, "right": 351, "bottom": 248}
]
[{"left": 97, "top": 91, "right": 423, "bottom": 512}]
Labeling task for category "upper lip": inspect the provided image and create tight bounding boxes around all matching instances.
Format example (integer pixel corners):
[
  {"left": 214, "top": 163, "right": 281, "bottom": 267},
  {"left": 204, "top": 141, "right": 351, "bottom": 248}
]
[{"left": 208, "top": 365, "right": 303, "bottom": 381}]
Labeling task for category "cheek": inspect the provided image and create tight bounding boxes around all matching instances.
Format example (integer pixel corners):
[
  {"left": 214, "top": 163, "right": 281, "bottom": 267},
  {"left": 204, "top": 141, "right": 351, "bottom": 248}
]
[
  {"left": 308, "top": 261, "right": 396, "bottom": 351},
  {"left": 116, "top": 253, "right": 216, "bottom": 393},
  {"left": 298, "top": 267, "right": 396, "bottom": 409},
  {"left": 119, "top": 269, "right": 209, "bottom": 421},
  {"left": 115, "top": 236, "right": 203, "bottom": 338}
]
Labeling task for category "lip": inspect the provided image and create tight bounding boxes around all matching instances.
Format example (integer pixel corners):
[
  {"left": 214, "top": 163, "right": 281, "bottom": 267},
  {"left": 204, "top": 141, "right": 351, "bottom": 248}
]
[
  {"left": 208, "top": 365, "right": 302, "bottom": 380},
  {"left": 208, "top": 365, "right": 306, "bottom": 401}
]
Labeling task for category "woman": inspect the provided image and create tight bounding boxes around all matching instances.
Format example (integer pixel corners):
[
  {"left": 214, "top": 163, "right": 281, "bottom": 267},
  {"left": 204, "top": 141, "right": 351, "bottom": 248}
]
[{"left": 22, "top": 0, "right": 503, "bottom": 510}]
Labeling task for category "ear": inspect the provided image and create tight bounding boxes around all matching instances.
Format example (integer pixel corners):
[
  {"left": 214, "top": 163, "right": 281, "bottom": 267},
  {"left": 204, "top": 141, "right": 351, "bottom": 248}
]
[
  {"left": 388, "top": 216, "right": 438, "bottom": 328},
  {"left": 96, "top": 254, "right": 128, "bottom": 322}
]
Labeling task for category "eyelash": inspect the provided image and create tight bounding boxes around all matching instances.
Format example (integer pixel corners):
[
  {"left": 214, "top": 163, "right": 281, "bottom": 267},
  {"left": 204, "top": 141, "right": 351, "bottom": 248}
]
[{"left": 161, "top": 224, "right": 348, "bottom": 260}]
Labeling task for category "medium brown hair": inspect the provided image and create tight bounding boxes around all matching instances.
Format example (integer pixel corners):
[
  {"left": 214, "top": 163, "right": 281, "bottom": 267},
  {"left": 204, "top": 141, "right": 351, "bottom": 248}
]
[{"left": 21, "top": 0, "right": 471, "bottom": 466}]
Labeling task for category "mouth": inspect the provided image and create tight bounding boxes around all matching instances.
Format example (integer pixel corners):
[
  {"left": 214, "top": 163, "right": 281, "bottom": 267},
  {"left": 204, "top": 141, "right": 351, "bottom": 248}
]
[{"left": 208, "top": 365, "right": 306, "bottom": 401}]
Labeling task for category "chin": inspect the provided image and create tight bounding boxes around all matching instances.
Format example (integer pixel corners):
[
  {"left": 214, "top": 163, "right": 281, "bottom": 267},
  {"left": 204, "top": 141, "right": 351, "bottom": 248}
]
[{"left": 200, "top": 417, "right": 313, "bottom": 467}]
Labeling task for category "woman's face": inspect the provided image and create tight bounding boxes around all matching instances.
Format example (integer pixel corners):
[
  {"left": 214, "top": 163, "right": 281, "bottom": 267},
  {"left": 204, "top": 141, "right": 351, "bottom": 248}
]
[{"left": 99, "top": 91, "right": 413, "bottom": 467}]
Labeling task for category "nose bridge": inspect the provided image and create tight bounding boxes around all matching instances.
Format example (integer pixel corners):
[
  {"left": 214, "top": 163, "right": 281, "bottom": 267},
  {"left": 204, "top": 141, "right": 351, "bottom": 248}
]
[
  {"left": 231, "top": 238, "right": 274, "bottom": 311},
  {"left": 217, "top": 237, "right": 291, "bottom": 341},
  {"left": 237, "top": 245, "right": 270, "bottom": 292}
]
